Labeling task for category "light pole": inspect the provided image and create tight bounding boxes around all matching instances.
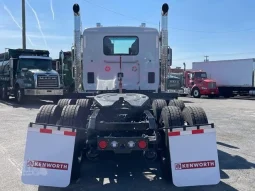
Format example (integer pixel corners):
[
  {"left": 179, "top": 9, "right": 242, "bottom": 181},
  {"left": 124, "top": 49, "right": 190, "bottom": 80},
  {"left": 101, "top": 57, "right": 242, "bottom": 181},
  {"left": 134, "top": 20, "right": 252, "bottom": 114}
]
[{"left": 22, "top": 0, "right": 26, "bottom": 49}]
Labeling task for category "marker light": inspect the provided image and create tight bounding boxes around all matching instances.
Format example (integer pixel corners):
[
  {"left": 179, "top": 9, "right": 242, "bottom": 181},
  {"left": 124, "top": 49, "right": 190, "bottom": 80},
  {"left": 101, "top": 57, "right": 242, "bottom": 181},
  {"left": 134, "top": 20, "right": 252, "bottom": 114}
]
[
  {"left": 98, "top": 140, "right": 107, "bottom": 149},
  {"left": 127, "top": 141, "right": 135, "bottom": 148},
  {"left": 110, "top": 141, "right": 118, "bottom": 148},
  {"left": 138, "top": 140, "right": 147, "bottom": 149}
]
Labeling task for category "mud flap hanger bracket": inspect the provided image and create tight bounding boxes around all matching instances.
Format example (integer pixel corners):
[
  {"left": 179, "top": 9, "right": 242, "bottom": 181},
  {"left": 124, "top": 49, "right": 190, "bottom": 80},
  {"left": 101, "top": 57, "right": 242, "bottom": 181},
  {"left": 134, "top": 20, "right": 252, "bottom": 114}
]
[
  {"left": 158, "top": 123, "right": 215, "bottom": 131},
  {"left": 28, "top": 122, "right": 84, "bottom": 132}
]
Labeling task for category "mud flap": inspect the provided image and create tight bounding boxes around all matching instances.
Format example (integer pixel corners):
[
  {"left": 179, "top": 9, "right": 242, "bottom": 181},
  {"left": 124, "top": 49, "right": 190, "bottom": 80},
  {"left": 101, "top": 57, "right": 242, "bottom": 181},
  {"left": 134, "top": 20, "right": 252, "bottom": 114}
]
[
  {"left": 21, "top": 124, "right": 76, "bottom": 188},
  {"left": 168, "top": 127, "right": 220, "bottom": 187}
]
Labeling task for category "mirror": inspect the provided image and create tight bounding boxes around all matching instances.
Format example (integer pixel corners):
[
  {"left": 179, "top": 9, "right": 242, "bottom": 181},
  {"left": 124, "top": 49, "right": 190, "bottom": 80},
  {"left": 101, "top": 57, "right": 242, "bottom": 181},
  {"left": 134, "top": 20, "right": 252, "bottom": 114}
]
[
  {"left": 72, "top": 66, "right": 75, "bottom": 79},
  {"left": 60, "top": 50, "right": 64, "bottom": 61},
  {"left": 9, "top": 58, "right": 14, "bottom": 69},
  {"left": 56, "top": 61, "right": 60, "bottom": 70},
  {"left": 71, "top": 46, "right": 75, "bottom": 62},
  {"left": 20, "top": 68, "right": 28, "bottom": 77},
  {"left": 167, "top": 46, "right": 172, "bottom": 66},
  {"left": 188, "top": 73, "right": 194, "bottom": 80}
]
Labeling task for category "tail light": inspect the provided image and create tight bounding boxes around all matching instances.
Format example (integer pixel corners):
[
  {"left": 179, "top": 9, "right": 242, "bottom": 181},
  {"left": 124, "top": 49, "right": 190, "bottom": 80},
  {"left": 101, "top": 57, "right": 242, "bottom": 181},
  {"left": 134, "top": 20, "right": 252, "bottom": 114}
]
[
  {"left": 127, "top": 141, "right": 135, "bottom": 148},
  {"left": 138, "top": 140, "right": 147, "bottom": 149},
  {"left": 98, "top": 140, "right": 107, "bottom": 149},
  {"left": 110, "top": 141, "right": 118, "bottom": 148}
]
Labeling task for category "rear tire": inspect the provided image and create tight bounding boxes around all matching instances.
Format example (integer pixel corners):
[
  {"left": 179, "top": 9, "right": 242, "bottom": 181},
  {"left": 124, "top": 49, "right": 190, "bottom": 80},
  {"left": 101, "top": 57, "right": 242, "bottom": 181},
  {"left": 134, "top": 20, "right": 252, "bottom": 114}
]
[
  {"left": 35, "top": 105, "right": 62, "bottom": 125},
  {"left": 159, "top": 106, "right": 184, "bottom": 181},
  {"left": 15, "top": 87, "right": 25, "bottom": 104},
  {"left": 160, "top": 106, "right": 184, "bottom": 129},
  {"left": 76, "top": 98, "right": 92, "bottom": 108},
  {"left": 57, "top": 98, "right": 76, "bottom": 108},
  {"left": 182, "top": 106, "right": 208, "bottom": 125},
  {"left": 58, "top": 105, "right": 87, "bottom": 181},
  {"left": 168, "top": 99, "right": 185, "bottom": 111},
  {"left": 152, "top": 99, "right": 167, "bottom": 122},
  {"left": 1, "top": 84, "right": 9, "bottom": 101}
]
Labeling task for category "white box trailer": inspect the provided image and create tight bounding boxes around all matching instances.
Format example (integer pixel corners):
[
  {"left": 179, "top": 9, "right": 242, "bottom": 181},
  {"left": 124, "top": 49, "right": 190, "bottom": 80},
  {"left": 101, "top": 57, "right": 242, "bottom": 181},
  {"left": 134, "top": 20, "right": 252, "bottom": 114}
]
[{"left": 192, "top": 58, "right": 255, "bottom": 97}]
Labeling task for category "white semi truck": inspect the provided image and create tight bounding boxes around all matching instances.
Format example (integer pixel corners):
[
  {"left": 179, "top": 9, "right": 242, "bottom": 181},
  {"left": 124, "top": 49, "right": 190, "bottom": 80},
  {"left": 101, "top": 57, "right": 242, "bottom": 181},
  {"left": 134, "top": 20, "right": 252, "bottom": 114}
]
[
  {"left": 193, "top": 58, "right": 255, "bottom": 97},
  {"left": 21, "top": 3, "right": 220, "bottom": 188}
]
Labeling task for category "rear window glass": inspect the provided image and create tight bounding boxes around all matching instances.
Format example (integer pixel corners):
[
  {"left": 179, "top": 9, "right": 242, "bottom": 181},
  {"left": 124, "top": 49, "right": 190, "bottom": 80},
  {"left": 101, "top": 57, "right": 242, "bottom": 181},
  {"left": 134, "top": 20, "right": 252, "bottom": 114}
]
[{"left": 103, "top": 36, "right": 139, "bottom": 55}]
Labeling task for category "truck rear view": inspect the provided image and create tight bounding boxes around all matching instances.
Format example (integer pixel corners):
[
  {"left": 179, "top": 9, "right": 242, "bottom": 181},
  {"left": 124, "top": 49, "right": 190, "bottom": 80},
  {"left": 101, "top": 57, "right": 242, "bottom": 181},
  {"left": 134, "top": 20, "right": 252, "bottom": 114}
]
[{"left": 20, "top": 3, "right": 220, "bottom": 189}]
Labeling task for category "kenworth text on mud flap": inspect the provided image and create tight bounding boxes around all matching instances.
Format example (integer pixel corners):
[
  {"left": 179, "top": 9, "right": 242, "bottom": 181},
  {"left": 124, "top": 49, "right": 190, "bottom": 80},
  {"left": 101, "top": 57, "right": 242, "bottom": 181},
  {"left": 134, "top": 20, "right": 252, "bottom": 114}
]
[
  {"left": 21, "top": 3, "right": 220, "bottom": 188},
  {"left": 0, "top": 48, "right": 63, "bottom": 103}
]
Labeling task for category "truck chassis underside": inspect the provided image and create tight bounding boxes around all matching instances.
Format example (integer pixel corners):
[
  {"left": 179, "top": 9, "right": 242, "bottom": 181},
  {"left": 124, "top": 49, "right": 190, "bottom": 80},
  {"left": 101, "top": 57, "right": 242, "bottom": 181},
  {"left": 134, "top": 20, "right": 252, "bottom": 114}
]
[{"left": 28, "top": 93, "right": 215, "bottom": 183}]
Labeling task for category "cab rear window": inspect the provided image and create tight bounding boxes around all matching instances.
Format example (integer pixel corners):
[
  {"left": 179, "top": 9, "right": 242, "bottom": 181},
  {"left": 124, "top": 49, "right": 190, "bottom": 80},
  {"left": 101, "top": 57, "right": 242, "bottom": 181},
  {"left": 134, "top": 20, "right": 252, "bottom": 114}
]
[{"left": 103, "top": 36, "right": 139, "bottom": 56}]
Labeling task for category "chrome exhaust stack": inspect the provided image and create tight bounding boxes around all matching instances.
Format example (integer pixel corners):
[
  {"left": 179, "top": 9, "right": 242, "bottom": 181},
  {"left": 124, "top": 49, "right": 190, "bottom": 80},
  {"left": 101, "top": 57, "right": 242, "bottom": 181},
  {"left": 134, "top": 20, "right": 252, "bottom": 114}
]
[
  {"left": 160, "top": 3, "right": 169, "bottom": 92},
  {"left": 73, "top": 4, "right": 83, "bottom": 92}
]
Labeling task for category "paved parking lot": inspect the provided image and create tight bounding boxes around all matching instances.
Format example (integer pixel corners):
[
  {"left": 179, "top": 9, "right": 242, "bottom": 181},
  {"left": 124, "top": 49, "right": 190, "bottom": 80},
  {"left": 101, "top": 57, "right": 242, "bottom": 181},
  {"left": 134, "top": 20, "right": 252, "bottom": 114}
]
[{"left": 0, "top": 97, "right": 254, "bottom": 191}]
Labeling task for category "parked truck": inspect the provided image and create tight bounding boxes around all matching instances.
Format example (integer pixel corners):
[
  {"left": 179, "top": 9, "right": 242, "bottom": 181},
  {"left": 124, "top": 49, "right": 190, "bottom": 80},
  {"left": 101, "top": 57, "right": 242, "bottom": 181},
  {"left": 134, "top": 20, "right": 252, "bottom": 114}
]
[
  {"left": 169, "top": 63, "right": 218, "bottom": 98},
  {"left": 166, "top": 74, "right": 189, "bottom": 96},
  {"left": 21, "top": 3, "right": 220, "bottom": 188},
  {"left": 184, "top": 70, "right": 219, "bottom": 98},
  {"left": 0, "top": 48, "right": 63, "bottom": 103},
  {"left": 52, "top": 50, "right": 75, "bottom": 93},
  {"left": 192, "top": 58, "right": 255, "bottom": 97}
]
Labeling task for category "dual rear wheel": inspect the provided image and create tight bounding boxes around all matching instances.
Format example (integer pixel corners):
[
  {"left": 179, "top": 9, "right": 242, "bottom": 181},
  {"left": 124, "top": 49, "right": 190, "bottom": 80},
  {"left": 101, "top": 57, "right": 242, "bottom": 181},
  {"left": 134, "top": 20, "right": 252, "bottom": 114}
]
[
  {"left": 151, "top": 99, "right": 208, "bottom": 180},
  {"left": 35, "top": 98, "right": 92, "bottom": 181}
]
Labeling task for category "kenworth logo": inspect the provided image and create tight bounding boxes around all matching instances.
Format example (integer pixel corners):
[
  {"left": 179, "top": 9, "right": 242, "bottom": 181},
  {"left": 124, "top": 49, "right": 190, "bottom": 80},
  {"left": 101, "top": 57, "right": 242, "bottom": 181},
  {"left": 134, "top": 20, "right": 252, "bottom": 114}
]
[
  {"left": 27, "top": 160, "right": 68, "bottom": 170},
  {"left": 175, "top": 160, "right": 216, "bottom": 170}
]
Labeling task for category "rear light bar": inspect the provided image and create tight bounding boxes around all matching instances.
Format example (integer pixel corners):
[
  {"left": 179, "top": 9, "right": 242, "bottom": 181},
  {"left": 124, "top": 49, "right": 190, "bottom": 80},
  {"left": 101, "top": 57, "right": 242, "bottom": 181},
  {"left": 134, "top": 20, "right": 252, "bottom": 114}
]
[{"left": 97, "top": 138, "right": 148, "bottom": 150}]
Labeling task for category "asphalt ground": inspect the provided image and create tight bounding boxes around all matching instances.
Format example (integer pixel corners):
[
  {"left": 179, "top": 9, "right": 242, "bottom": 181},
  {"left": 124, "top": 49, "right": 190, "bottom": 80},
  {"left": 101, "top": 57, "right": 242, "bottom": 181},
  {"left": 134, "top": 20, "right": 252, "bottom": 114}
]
[{"left": 0, "top": 97, "right": 254, "bottom": 191}]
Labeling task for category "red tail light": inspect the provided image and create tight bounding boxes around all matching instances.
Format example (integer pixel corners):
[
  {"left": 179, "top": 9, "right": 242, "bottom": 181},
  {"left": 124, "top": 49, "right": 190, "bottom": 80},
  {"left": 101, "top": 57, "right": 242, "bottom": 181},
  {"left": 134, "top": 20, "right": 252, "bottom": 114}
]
[
  {"left": 138, "top": 140, "right": 147, "bottom": 149},
  {"left": 98, "top": 140, "right": 107, "bottom": 149}
]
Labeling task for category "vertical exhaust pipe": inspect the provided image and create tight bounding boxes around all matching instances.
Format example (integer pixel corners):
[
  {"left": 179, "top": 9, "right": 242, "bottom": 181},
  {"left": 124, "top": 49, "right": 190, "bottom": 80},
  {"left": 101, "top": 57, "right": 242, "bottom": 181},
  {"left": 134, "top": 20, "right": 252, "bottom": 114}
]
[
  {"left": 183, "top": 62, "right": 186, "bottom": 86},
  {"left": 73, "top": 4, "right": 82, "bottom": 92},
  {"left": 160, "top": 3, "right": 169, "bottom": 92}
]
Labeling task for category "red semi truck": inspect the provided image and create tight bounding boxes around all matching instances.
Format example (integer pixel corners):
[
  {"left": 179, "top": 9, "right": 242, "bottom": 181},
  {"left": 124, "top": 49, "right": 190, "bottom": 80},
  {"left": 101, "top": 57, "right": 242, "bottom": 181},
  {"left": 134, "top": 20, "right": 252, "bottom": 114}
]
[{"left": 184, "top": 70, "right": 219, "bottom": 98}]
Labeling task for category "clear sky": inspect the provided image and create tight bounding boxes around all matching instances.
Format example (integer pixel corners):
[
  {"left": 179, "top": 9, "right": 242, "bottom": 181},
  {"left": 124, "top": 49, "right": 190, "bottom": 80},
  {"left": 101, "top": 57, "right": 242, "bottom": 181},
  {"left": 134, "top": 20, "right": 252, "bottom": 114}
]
[{"left": 1, "top": 0, "right": 255, "bottom": 69}]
